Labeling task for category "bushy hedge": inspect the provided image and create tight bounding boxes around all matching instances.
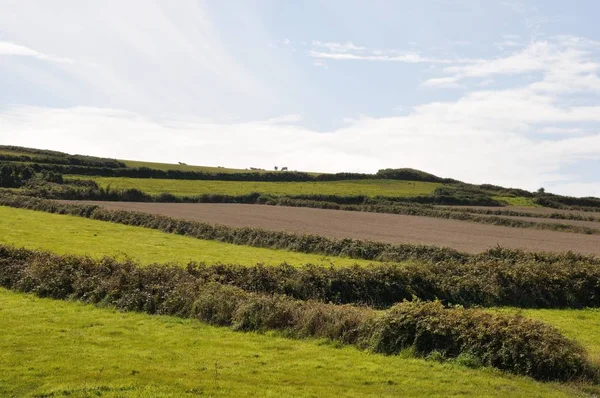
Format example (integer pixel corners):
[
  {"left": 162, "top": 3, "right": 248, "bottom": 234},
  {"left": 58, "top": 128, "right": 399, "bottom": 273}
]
[
  {"left": 6, "top": 157, "right": 462, "bottom": 183},
  {"left": 0, "top": 245, "right": 595, "bottom": 382},
  {"left": 3, "top": 193, "right": 600, "bottom": 268},
  {"left": 0, "top": 145, "right": 125, "bottom": 168},
  {"left": 13, "top": 183, "right": 600, "bottom": 235},
  {"left": 0, "top": 163, "right": 34, "bottom": 188},
  {"left": 185, "top": 256, "right": 600, "bottom": 309},
  {"left": 375, "top": 168, "right": 458, "bottom": 183},
  {"left": 538, "top": 194, "right": 600, "bottom": 209},
  {"left": 536, "top": 197, "right": 600, "bottom": 213},
  {"left": 1, "top": 193, "right": 600, "bottom": 309},
  {"left": 434, "top": 204, "right": 600, "bottom": 222}
]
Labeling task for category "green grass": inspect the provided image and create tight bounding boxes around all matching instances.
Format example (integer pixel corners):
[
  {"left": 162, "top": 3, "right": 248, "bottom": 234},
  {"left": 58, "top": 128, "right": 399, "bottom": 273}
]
[
  {"left": 496, "top": 308, "right": 600, "bottom": 364},
  {"left": 0, "top": 289, "right": 588, "bottom": 398},
  {"left": 71, "top": 176, "right": 442, "bottom": 197},
  {"left": 0, "top": 149, "right": 30, "bottom": 157},
  {"left": 0, "top": 206, "right": 375, "bottom": 267},
  {"left": 122, "top": 159, "right": 262, "bottom": 173},
  {"left": 122, "top": 159, "right": 322, "bottom": 175},
  {"left": 491, "top": 196, "right": 541, "bottom": 207}
]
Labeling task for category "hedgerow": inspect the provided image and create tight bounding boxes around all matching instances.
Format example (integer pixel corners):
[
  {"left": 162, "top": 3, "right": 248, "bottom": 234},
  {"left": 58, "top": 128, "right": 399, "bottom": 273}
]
[
  {"left": 2, "top": 193, "right": 600, "bottom": 267},
  {"left": 0, "top": 245, "right": 596, "bottom": 382},
  {"left": 0, "top": 145, "right": 125, "bottom": 168},
  {"left": 11, "top": 183, "right": 600, "bottom": 235},
  {"left": 535, "top": 197, "right": 600, "bottom": 213}
]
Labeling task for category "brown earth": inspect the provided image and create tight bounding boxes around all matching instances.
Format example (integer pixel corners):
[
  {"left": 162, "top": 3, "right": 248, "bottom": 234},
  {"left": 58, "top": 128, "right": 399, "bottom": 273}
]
[{"left": 75, "top": 201, "right": 600, "bottom": 255}]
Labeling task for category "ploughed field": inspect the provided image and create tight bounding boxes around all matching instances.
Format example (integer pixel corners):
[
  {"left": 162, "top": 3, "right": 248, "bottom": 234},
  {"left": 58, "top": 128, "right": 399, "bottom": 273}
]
[{"left": 75, "top": 201, "right": 600, "bottom": 255}]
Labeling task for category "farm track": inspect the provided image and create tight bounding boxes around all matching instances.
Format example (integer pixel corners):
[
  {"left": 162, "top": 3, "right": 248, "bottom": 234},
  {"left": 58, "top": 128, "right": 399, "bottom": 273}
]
[{"left": 70, "top": 201, "right": 600, "bottom": 255}]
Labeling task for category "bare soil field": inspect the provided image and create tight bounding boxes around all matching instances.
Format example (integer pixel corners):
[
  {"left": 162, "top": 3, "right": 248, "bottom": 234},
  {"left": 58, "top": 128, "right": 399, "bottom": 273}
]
[{"left": 74, "top": 201, "right": 600, "bottom": 255}]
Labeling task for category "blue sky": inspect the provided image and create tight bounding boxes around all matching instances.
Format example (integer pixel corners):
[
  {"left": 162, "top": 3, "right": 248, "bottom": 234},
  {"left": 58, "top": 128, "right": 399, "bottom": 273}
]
[{"left": 1, "top": 0, "right": 600, "bottom": 197}]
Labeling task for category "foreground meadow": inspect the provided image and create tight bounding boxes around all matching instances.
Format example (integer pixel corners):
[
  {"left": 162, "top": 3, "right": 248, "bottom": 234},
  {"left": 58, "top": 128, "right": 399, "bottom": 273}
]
[
  {"left": 0, "top": 206, "right": 374, "bottom": 267},
  {"left": 70, "top": 176, "right": 441, "bottom": 197},
  {"left": 0, "top": 289, "right": 586, "bottom": 398}
]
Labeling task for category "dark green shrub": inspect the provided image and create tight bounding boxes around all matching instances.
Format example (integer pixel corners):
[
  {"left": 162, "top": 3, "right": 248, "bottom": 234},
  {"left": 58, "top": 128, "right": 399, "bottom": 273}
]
[
  {"left": 0, "top": 246, "right": 596, "bottom": 382},
  {"left": 368, "top": 301, "right": 595, "bottom": 381}
]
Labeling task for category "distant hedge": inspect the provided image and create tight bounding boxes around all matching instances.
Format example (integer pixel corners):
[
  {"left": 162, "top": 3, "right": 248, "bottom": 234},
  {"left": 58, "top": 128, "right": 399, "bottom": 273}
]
[
  {"left": 536, "top": 196, "right": 600, "bottom": 212},
  {"left": 2, "top": 193, "right": 600, "bottom": 310},
  {"left": 3, "top": 192, "right": 600, "bottom": 261},
  {"left": 12, "top": 184, "right": 600, "bottom": 235},
  {"left": 0, "top": 163, "right": 34, "bottom": 188},
  {"left": 0, "top": 245, "right": 596, "bottom": 382},
  {"left": 0, "top": 145, "right": 125, "bottom": 168},
  {"left": 21, "top": 178, "right": 505, "bottom": 207},
  {"left": 180, "top": 257, "right": 600, "bottom": 309},
  {"left": 4, "top": 160, "right": 462, "bottom": 183}
]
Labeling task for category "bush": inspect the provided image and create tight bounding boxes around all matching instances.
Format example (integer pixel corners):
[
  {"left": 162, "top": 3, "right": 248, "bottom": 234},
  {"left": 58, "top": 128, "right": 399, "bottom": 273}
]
[
  {"left": 369, "top": 301, "right": 594, "bottom": 381},
  {"left": 0, "top": 246, "right": 595, "bottom": 382}
]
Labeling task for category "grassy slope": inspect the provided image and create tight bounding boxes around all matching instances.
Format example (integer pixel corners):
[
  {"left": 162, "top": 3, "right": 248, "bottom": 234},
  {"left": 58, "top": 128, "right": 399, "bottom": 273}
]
[
  {"left": 491, "top": 196, "right": 540, "bottom": 207},
  {"left": 0, "top": 289, "right": 584, "bottom": 398},
  {"left": 122, "top": 159, "right": 260, "bottom": 173},
  {"left": 0, "top": 206, "right": 374, "bottom": 267},
  {"left": 71, "top": 175, "right": 441, "bottom": 197},
  {"left": 2, "top": 208, "right": 598, "bottom": 363}
]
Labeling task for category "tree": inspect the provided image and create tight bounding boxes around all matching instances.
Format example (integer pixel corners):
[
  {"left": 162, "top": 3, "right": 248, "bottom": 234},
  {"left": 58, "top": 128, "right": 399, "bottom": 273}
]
[{"left": 537, "top": 187, "right": 545, "bottom": 194}]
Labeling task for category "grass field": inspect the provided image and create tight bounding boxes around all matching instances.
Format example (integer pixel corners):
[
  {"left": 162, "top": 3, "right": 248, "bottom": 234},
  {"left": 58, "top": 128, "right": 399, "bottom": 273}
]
[
  {"left": 122, "top": 159, "right": 261, "bottom": 173},
  {"left": 491, "top": 196, "right": 540, "bottom": 207},
  {"left": 0, "top": 289, "right": 587, "bottom": 398},
  {"left": 70, "top": 176, "right": 442, "bottom": 197},
  {"left": 0, "top": 206, "right": 374, "bottom": 267}
]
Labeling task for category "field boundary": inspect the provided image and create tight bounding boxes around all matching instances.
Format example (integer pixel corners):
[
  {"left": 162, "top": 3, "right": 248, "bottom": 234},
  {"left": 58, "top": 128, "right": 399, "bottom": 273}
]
[
  {"left": 0, "top": 245, "right": 597, "bottom": 383},
  {"left": 4, "top": 193, "right": 600, "bottom": 265}
]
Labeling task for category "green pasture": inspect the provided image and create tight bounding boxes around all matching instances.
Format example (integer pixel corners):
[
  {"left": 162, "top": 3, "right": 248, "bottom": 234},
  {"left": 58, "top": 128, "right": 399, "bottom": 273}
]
[
  {"left": 69, "top": 175, "right": 441, "bottom": 197},
  {"left": 122, "top": 159, "right": 259, "bottom": 173},
  {"left": 492, "top": 196, "right": 540, "bottom": 207},
  {"left": 0, "top": 206, "right": 373, "bottom": 267},
  {"left": 0, "top": 289, "right": 587, "bottom": 398}
]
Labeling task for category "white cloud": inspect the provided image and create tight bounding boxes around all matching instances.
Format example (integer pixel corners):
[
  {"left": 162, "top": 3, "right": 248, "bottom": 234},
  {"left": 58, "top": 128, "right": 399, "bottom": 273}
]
[
  {"left": 307, "top": 39, "right": 476, "bottom": 64},
  {"left": 2, "top": 33, "right": 599, "bottom": 197},
  {"left": 0, "top": 41, "right": 73, "bottom": 63},
  {"left": 433, "top": 36, "right": 600, "bottom": 92},
  {"left": 2, "top": 99, "right": 600, "bottom": 197},
  {"left": 309, "top": 49, "right": 456, "bottom": 64},
  {"left": 0, "top": 2, "right": 277, "bottom": 118},
  {"left": 311, "top": 41, "right": 366, "bottom": 52},
  {"left": 537, "top": 127, "right": 587, "bottom": 135},
  {"left": 1, "top": 3, "right": 599, "bottom": 198},
  {"left": 421, "top": 77, "right": 463, "bottom": 88}
]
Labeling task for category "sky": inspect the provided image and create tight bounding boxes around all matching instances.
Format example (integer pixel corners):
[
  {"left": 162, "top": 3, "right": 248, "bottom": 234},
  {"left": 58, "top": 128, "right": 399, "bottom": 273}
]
[{"left": 1, "top": 1, "right": 600, "bottom": 197}]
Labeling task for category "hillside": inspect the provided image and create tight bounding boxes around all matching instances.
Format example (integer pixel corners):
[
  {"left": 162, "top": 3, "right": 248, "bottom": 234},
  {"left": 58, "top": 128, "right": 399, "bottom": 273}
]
[
  {"left": 2, "top": 145, "right": 599, "bottom": 210},
  {"left": 2, "top": 145, "right": 600, "bottom": 396}
]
